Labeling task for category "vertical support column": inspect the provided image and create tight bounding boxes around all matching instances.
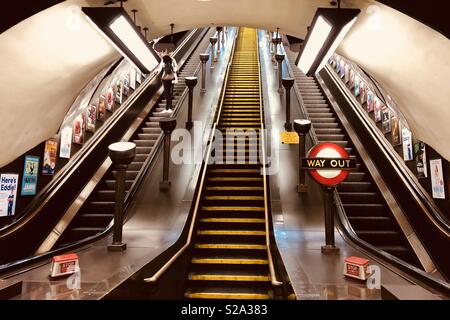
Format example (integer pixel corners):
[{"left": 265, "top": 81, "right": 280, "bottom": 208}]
[
  {"left": 293, "top": 119, "right": 311, "bottom": 193},
  {"left": 209, "top": 36, "right": 218, "bottom": 68},
  {"left": 159, "top": 118, "right": 177, "bottom": 190},
  {"left": 107, "top": 142, "right": 136, "bottom": 252},
  {"left": 275, "top": 54, "right": 285, "bottom": 94},
  {"left": 282, "top": 77, "right": 295, "bottom": 131},
  {"left": 185, "top": 77, "right": 198, "bottom": 130},
  {"left": 199, "top": 54, "right": 209, "bottom": 93},
  {"left": 321, "top": 186, "right": 339, "bottom": 253}
]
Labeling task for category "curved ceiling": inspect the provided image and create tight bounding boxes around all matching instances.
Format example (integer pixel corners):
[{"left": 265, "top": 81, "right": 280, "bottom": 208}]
[{"left": 0, "top": 0, "right": 449, "bottom": 167}]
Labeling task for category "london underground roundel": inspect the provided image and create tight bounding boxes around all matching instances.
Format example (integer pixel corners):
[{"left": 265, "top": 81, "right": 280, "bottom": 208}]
[{"left": 303, "top": 142, "right": 355, "bottom": 186}]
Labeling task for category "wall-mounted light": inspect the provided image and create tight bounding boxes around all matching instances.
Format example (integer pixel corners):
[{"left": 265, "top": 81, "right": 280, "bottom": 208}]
[
  {"left": 296, "top": 7, "right": 360, "bottom": 76},
  {"left": 82, "top": 7, "right": 160, "bottom": 74}
]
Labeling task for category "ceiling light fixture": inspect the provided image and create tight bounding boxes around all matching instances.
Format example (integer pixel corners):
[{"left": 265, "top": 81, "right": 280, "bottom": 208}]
[
  {"left": 296, "top": 7, "right": 360, "bottom": 76},
  {"left": 82, "top": 7, "right": 160, "bottom": 74}
]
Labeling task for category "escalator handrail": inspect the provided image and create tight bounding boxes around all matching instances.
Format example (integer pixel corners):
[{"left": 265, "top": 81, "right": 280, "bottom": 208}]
[
  {"left": 0, "top": 28, "right": 208, "bottom": 276},
  {"left": 323, "top": 64, "right": 450, "bottom": 237},
  {"left": 257, "top": 33, "right": 283, "bottom": 287},
  {"left": 144, "top": 29, "right": 239, "bottom": 283}
]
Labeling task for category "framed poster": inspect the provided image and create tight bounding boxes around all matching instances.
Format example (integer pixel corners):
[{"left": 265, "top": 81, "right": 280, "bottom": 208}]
[
  {"left": 107, "top": 88, "right": 115, "bottom": 112},
  {"left": 21, "top": 155, "right": 39, "bottom": 196},
  {"left": 344, "top": 64, "right": 350, "bottom": 83},
  {"left": 59, "top": 126, "right": 72, "bottom": 159},
  {"left": 86, "top": 104, "right": 97, "bottom": 132},
  {"left": 42, "top": 139, "right": 57, "bottom": 175},
  {"left": 401, "top": 127, "right": 413, "bottom": 160},
  {"left": 366, "top": 90, "right": 374, "bottom": 112},
  {"left": 360, "top": 82, "right": 367, "bottom": 105},
  {"left": 72, "top": 114, "right": 85, "bottom": 145},
  {"left": 391, "top": 115, "right": 401, "bottom": 146},
  {"left": 354, "top": 76, "right": 360, "bottom": 97},
  {"left": 414, "top": 141, "right": 428, "bottom": 178},
  {"left": 130, "top": 69, "right": 137, "bottom": 90},
  {"left": 430, "top": 159, "right": 445, "bottom": 199},
  {"left": 339, "top": 62, "right": 345, "bottom": 78},
  {"left": 98, "top": 96, "right": 106, "bottom": 120},
  {"left": 115, "top": 80, "right": 123, "bottom": 104},
  {"left": 349, "top": 69, "right": 355, "bottom": 89},
  {"left": 0, "top": 174, "right": 19, "bottom": 217},
  {"left": 123, "top": 73, "right": 130, "bottom": 96},
  {"left": 381, "top": 107, "right": 391, "bottom": 133},
  {"left": 136, "top": 69, "right": 142, "bottom": 84},
  {"left": 374, "top": 96, "right": 383, "bottom": 122}
]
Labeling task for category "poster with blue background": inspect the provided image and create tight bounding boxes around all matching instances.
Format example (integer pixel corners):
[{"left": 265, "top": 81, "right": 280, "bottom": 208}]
[{"left": 21, "top": 155, "right": 39, "bottom": 196}]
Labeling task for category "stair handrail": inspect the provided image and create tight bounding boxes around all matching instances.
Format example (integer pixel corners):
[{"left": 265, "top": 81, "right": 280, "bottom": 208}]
[{"left": 257, "top": 33, "right": 283, "bottom": 287}]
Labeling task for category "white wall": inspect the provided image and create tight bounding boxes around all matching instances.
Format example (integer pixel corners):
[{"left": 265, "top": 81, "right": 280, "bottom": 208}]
[
  {"left": 338, "top": 0, "right": 450, "bottom": 160},
  {"left": 0, "top": 0, "right": 118, "bottom": 167}
]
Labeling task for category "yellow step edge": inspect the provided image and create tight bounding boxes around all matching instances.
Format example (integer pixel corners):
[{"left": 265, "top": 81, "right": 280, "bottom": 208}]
[
  {"left": 221, "top": 118, "right": 261, "bottom": 121},
  {"left": 210, "top": 169, "right": 259, "bottom": 173},
  {"left": 201, "top": 206, "right": 265, "bottom": 212},
  {"left": 206, "top": 186, "right": 264, "bottom": 191},
  {"left": 204, "top": 196, "right": 263, "bottom": 201},
  {"left": 185, "top": 292, "right": 270, "bottom": 300},
  {"left": 194, "top": 243, "right": 267, "bottom": 250},
  {"left": 188, "top": 274, "right": 271, "bottom": 282},
  {"left": 199, "top": 218, "right": 265, "bottom": 223},
  {"left": 197, "top": 230, "right": 266, "bottom": 236},
  {"left": 191, "top": 257, "right": 269, "bottom": 264},
  {"left": 207, "top": 177, "right": 262, "bottom": 181}
]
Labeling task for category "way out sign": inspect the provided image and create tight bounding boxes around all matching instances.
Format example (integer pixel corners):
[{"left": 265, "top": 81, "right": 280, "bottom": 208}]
[{"left": 302, "top": 142, "right": 356, "bottom": 186}]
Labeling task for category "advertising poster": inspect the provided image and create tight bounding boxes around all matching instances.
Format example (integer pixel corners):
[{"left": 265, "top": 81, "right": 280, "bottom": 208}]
[
  {"left": 86, "top": 104, "right": 97, "bottom": 132},
  {"left": 130, "top": 69, "right": 137, "bottom": 90},
  {"left": 21, "top": 155, "right": 39, "bottom": 196},
  {"left": 354, "top": 76, "right": 360, "bottom": 97},
  {"left": 98, "top": 96, "right": 106, "bottom": 120},
  {"left": 72, "top": 114, "right": 85, "bottom": 145},
  {"left": 366, "top": 90, "right": 374, "bottom": 112},
  {"left": 123, "top": 73, "right": 130, "bottom": 96},
  {"left": 344, "top": 64, "right": 350, "bottom": 83},
  {"left": 430, "top": 159, "right": 445, "bottom": 199},
  {"left": 374, "top": 97, "right": 383, "bottom": 122},
  {"left": 106, "top": 88, "right": 114, "bottom": 112},
  {"left": 0, "top": 174, "right": 19, "bottom": 217},
  {"left": 42, "top": 139, "right": 57, "bottom": 175},
  {"left": 349, "top": 69, "right": 355, "bottom": 89},
  {"left": 381, "top": 107, "right": 391, "bottom": 133},
  {"left": 414, "top": 141, "right": 428, "bottom": 178},
  {"left": 391, "top": 115, "right": 401, "bottom": 146},
  {"left": 59, "top": 126, "right": 72, "bottom": 159},
  {"left": 401, "top": 127, "right": 413, "bottom": 161},
  {"left": 360, "top": 83, "right": 367, "bottom": 105},
  {"left": 115, "top": 80, "right": 123, "bottom": 104}
]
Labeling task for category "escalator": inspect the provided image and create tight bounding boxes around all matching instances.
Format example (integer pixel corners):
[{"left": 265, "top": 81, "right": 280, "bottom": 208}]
[
  {"left": 0, "top": 28, "right": 212, "bottom": 269},
  {"left": 285, "top": 50, "right": 419, "bottom": 266},
  {"left": 54, "top": 31, "right": 213, "bottom": 248},
  {"left": 184, "top": 28, "right": 276, "bottom": 299}
]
